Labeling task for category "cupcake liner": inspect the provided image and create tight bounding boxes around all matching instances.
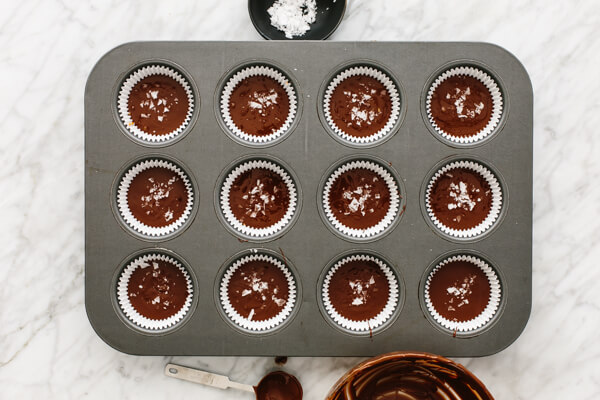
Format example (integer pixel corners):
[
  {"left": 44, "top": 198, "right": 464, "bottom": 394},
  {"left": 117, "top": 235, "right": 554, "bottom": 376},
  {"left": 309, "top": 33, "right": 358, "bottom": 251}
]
[
  {"left": 219, "top": 253, "right": 297, "bottom": 332},
  {"left": 322, "top": 160, "right": 400, "bottom": 239},
  {"left": 425, "top": 160, "right": 502, "bottom": 238},
  {"left": 117, "top": 253, "right": 194, "bottom": 330},
  {"left": 322, "top": 254, "right": 399, "bottom": 332},
  {"left": 220, "top": 65, "right": 298, "bottom": 144},
  {"left": 220, "top": 159, "right": 298, "bottom": 238},
  {"left": 117, "top": 159, "right": 194, "bottom": 237},
  {"left": 117, "top": 64, "right": 195, "bottom": 143},
  {"left": 323, "top": 66, "right": 401, "bottom": 144},
  {"left": 426, "top": 66, "right": 503, "bottom": 144},
  {"left": 424, "top": 254, "right": 501, "bottom": 333}
]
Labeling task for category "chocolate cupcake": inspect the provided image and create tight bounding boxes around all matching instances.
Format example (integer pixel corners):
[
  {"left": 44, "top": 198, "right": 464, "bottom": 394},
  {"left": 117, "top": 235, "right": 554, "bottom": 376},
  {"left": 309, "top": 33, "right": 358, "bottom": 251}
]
[
  {"left": 322, "top": 159, "right": 401, "bottom": 239},
  {"left": 219, "top": 253, "right": 297, "bottom": 332},
  {"left": 117, "top": 158, "right": 194, "bottom": 237},
  {"left": 323, "top": 66, "right": 400, "bottom": 145},
  {"left": 220, "top": 65, "right": 298, "bottom": 144},
  {"left": 220, "top": 159, "right": 298, "bottom": 239},
  {"left": 424, "top": 254, "right": 501, "bottom": 333},
  {"left": 118, "top": 65, "right": 194, "bottom": 143},
  {"left": 425, "top": 159, "right": 502, "bottom": 239},
  {"left": 426, "top": 66, "right": 503, "bottom": 144},
  {"left": 117, "top": 253, "right": 193, "bottom": 330},
  {"left": 321, "top": 253, "right": 399, "bottom": 333}
]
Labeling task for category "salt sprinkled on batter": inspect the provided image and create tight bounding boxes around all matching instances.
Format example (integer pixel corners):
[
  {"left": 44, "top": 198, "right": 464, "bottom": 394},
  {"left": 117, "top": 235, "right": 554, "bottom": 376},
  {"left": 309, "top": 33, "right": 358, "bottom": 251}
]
[
  {"left": 268, "top": 0, "right": 317, "bottom": 39},
  {"left": 349, "top": 275, "right": 376, "bottom": 306},
  {"left": 241, "top": 271, "right": 287, "bottom": 321},
  {"left": 341, "top": 176, "right": 380, "bottom": 217},
  {"left": 445, "top": 274, "right": 478, "bottom": 311},
  {"left": 447, "top": 180, "right": 477, "bottom": 211},
  {"left": 241, "top": 179, "right": 278, "bottom": 219}
]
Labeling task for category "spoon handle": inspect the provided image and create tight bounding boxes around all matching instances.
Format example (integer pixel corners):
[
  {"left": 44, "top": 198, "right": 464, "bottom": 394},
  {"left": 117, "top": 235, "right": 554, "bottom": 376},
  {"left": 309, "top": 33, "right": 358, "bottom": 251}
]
[{"left": 165, "top": 363, "right": 255, "bottom": 393}]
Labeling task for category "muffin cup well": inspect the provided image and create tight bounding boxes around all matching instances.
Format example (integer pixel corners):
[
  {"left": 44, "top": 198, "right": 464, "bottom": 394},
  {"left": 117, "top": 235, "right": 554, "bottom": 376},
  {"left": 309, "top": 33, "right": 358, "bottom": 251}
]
[
  {"left": 424, "top": 159, "right": 503, "bottom": 239},
  {"left": 323, "top": 65, "right": 401, "bottom": 145},
  {"left": 218, "top": 252, "right": 298, "bottom": 333},
  {"left": 117, "top": 64, "right": 195, "bottom": 144},
  {"left": 425, "top": 65, "right": 503, "bottom": 145},
  {"left": 218, "top": 157, "right": 299, "bottom": 240},
  {"left": 117, "top": 252, "right": 194, "bottom": 331},
  {"left": 320, "top": 253, "right": 399, "bottom": 334},
  {"left": 423, "top": 254, "right": 502, "bottom": 334},
  {"left": 219, "top": 65, "right": 298, "bottom": 145},
  {"left": 116, "top": 158, "right": 195, "bottom": 238},
  {"left": 321, "top": 158, "right": 402, "bottom": 240}
]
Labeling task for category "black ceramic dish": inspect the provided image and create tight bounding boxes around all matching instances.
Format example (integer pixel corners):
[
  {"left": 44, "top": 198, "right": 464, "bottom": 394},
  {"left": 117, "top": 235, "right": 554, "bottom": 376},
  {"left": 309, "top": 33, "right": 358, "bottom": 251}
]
[{"left": 248, "top": 0, "right": 346, "bottom": 40}]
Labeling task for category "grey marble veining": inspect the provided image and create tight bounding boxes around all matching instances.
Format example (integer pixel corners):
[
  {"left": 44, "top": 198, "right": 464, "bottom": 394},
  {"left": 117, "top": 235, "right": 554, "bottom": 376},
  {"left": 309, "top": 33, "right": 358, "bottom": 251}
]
[{"left": 1, "top": 0, "right": 599, "bottom": 398}]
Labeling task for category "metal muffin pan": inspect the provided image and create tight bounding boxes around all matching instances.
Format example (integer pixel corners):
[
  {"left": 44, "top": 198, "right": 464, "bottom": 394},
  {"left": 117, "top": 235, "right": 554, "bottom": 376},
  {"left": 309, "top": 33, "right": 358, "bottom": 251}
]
[{"left": 85, "top": 41, "right": 532, "bottom": 356}]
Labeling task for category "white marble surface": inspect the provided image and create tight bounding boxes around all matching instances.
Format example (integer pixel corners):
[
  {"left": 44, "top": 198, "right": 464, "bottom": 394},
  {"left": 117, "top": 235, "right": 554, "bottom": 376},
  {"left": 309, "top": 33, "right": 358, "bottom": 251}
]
[{"left": 1, "top": 0, "right": 599, "bottom": 398}]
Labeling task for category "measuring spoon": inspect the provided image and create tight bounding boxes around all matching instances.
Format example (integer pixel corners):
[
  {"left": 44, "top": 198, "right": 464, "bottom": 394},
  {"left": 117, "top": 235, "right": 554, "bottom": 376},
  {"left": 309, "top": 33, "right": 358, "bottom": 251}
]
[{"left": 165, "top": 363, "right": 303, "bottom": 400}]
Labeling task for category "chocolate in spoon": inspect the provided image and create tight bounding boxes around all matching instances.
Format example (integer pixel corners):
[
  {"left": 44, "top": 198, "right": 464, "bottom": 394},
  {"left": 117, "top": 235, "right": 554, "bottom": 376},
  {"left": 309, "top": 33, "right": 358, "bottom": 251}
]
[
  {"left": 255, "top": 371, "right": 303, "bottom": 400},
  {"left": 165, "top": 363, "right": 303, "bottom": 399}
]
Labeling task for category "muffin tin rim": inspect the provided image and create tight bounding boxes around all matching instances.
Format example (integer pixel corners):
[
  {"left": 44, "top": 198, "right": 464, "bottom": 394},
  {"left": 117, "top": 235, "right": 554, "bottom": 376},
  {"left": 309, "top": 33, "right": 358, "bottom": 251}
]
[
  {"left": 418, "top": 249, "right": 508, "bottom": 338},
  {"left": 316, "top": 249, "right": 405, "bottom": 337},
  {"left": 317, "top": 153, "right": 406, "bottom": 243},
  {"left": 111, "top": 58, "right": 201, "bottom": 148},
  {"left": 420, "top": 58, "right": 510, "bottom": 149},
  {"left": 213, "top": 247, "right": 303, "bottom": 337},
  {"left": 110, "top": 153, "right": 200, "bottom": 242},
  {"left": 110, "top": 247, "right": 200, "bottom": 336},
  {"left": 317, "top": 58, "right": 407, "bottom": 149},
  {"left": 213, "top": 58, "right": 304, "bottom": 149},
  {"left": 213, "top": 154, "right": 303, "bottom": 243},
  {"left": 419, "top": 154, "right": 509, "bottom": 243}
]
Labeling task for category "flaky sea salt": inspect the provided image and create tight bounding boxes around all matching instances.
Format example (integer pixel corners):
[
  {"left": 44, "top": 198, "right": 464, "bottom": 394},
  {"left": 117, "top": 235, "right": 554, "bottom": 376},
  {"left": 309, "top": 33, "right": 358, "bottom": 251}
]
[
  {"left": 349, "top": 275, "right": 376, "bottom": 306},
  {"left": 447, "top": 181, "right": 476, "bottom": 211},
  {"left": 267, "top": 0, "right": 317, "bottom": 39}
]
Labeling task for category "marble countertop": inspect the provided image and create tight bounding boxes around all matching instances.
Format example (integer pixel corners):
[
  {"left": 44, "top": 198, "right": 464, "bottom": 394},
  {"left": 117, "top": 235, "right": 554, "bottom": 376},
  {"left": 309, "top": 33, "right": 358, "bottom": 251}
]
[{"left": 2, "top": 0, "right": 599, "bottom": 398}]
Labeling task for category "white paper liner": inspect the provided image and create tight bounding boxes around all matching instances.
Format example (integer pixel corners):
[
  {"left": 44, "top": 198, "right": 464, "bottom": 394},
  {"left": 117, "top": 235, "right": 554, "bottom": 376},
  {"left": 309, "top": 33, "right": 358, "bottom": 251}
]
[
  {"left": 322, "top": 160, "right": 400, "bottom": 238},
  {"left": 424, "top": 254, "right": 501, "bottom": 332},
  {"left": 425, "top": 160, "right": 502, "bottom": 238},
  {"left": 321, "top": 254, "right": 399, "bottom": 332},
  {"left": 323, "top": 66, "right": 401, "bottom": 144},
  {"left": 220, "top": 159, "right": 297, "bottom": 238},
  {"left": 219, "top": 253, "right": 297, "bottom": 332},
  {"left": 117, "top": 64, "right": 194, "bottom": 143},
  {"left": 117, "top": 253, "right": 194, "bottom": 330},
  {"left": 117, "top": 159, "right": 194, "bottom": 237},
  {"left": 425, "top": 66, "right": 503, "bottom": 144},
  {"left": 220, "top": 65, "right": 298, "bottom": 144}
]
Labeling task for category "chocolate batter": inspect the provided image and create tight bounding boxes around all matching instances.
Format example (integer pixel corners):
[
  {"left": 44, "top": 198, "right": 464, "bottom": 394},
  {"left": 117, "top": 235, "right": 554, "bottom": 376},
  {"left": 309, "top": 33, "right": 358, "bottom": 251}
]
[
  {"left": 127, "top": 259, "right": 188, "bottom": 320},
  {"left": 328, "top": 260, "right": 389, "bottom": 321},
  {"left": 255, "top": 371, "right": 303, "bottom": 400},
  {"left": 227, "top": 260, "right": 289, "bottom": 321},
  {"left": 430, "top": 75, "right": 493, "bottom": 137},
  {"left": 429, "top": 167, "right": 492, "bottom": 230},
  {"left": 127, "top": 167, "right": 188, "bottom": 228},
  {"left": 229, "top": 75, "right": 290, "bottom": 137},
  {"left": 128, "top": 75, "right": 189, "bottom": 135},
  {"left": 275, "top": 356, "right": 288, "bottom": 366},
  {"left": 428, "top": 260, "right": 491, "bottom": 322},
  {"left": 340, "top": 358, "right": 490, "bottom": 400},
  {"left": 328, "top": 168, "right": 391, "bottom": 230},
  {"left": 330, "top": 75, "right": 392, "bottom": 138},
  {"left": 229, "top": 168, "right": 290, "bottom": 229}
]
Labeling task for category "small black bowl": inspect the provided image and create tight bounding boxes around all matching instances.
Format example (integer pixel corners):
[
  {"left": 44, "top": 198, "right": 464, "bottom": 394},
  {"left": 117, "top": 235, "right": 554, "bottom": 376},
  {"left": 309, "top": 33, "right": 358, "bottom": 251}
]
[{"left": 249, "top": 0, "right": 346, "bottom": 40}]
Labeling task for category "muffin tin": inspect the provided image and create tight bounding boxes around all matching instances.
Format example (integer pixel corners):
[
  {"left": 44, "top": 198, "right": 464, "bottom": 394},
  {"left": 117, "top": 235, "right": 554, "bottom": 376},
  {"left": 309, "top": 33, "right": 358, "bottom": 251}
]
[{"left": 85, "top": 41, "right": 532, "bottom": 356}]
